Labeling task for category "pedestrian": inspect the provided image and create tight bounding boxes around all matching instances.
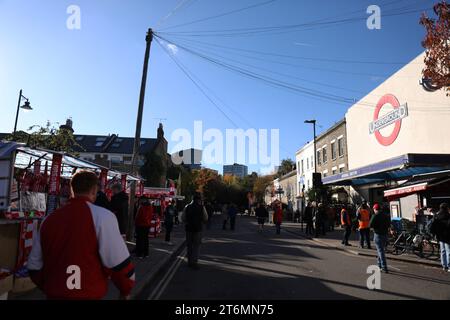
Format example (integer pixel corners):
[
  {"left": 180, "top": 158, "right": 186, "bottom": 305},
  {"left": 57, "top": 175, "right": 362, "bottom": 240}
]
[
  {"left": 357, "top": 201, "right": 372, "bottom": 249},
  {"left": 228, "top": 203, "right": 238, "bottom": 231},
  {"left": 94, "top": 186, "right": 110, "bottom": 211},
  {"left": 415, "top": 206, "right": 426, "bottom": 234},
  {"left": 222, "top": 203, "right": 229, "bottom": 230},
  {"left": 205, "top": 201, "right": 214, "bottom": 230},
  {"left": 314, "top": 203, "right": 326, "bottom": 237},
  {"left": 164, "top": 201, "right": 177, "bottom": 245},
  {"left": 110, "top": 183, "right": 129, "bottom": 236},
  {"left": 429, "top": 203, "right": 450, "bottom": 272},
  {"left": 268, "top": 206, "right": 274, "bottom": 224},
  {"left": 370, "top": 203, "right": 391, "bottom": 273},
  {"left": 274, "top": 204, "right": 283, "bottom": 235},
  {"left": 255, "top": 203, "right": 269, "bottom": 232},
  {"left": 181, "top": 193, "right": 208, "bottom": 269},
  {"left": 304, "top": 202, "right": 314, "bottom": 235},
  {"left": 327, "top": 206, "right": 336, "bottom": 232},
  {"left": 27, "top": 171, "right": 135, "bottom": 299},
  {"left": 341, "top": 205, "right": 352, "bottom": 246},
  {"left": 135, "top": 198, "right": 153, "bottom": 258}
]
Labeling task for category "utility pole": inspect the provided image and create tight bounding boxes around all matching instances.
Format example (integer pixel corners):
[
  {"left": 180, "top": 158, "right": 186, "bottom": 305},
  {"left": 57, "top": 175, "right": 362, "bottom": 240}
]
[{"left": 127, "top": 28, "right": 153, "bottom": 242}]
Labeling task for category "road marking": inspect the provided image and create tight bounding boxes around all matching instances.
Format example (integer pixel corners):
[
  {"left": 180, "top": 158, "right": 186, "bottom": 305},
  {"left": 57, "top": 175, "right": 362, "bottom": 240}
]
[{"left": 148, "top": 248, "right": 186, "bottom": 300}]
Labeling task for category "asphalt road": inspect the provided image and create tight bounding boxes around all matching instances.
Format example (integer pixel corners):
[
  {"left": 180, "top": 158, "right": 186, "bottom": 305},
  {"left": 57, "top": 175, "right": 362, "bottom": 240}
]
[{"left": 144, "top": 215, "right": 450, "bottom": 300}]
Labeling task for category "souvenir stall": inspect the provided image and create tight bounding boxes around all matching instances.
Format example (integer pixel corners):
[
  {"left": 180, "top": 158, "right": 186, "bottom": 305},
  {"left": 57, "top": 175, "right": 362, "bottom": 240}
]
[{"left": 0, "top": 141, "right": 142, "bottom": 299}]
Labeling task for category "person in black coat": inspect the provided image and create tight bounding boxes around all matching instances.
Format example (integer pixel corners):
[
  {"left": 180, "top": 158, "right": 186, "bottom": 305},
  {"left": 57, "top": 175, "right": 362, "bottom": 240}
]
[
  {"left": 304, "top": 202, "right": 314, "bottom": 235},
  {"left": 255, "top": 203, "right": 269, "bottom": 232},
  {"left": 430, "top": 203, "right": 450, "bottom": 272},
  {"left": 110, "top": 184, "right": 129, "bottom": 235},
  {"left": 94, "top": 189, "right": 111, "bottom": 211}
]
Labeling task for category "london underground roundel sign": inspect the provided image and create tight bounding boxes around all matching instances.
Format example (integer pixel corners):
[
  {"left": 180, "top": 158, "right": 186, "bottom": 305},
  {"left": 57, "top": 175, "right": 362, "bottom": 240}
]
[{"left": 369, "top": 94, "right": 408, "bottom": 146}]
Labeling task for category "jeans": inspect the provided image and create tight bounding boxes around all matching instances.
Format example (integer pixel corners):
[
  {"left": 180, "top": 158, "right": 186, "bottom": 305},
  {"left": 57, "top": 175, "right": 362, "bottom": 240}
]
[
  {"left": 186, "top": 231, "right": 202, "bottom": 266},
  {"left": 359, "top": 228, "right": 371, "bottom": 248},
  {"left": 135, "top": 226, "right": 150, "bottom": 257},
  {"left": 342, "top": 226, "right": 351, "bottom": 245},
  {"left": 440, "top": 242, "right": 450, "bottom": 269},
  {"left": 165, "top": 223, "right": 173, "bottom": 242},
  {"left": 276, "top": 223, "right": 281, "bottom": 235},
  {"left": 374, "top": 233, "right": 388, "bottom": 270}
]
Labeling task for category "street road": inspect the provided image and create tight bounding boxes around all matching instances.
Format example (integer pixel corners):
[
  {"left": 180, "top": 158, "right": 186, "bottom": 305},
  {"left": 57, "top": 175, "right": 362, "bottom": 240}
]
[{"left": 143, "top": 215, "right": 450, "bottom": 300}]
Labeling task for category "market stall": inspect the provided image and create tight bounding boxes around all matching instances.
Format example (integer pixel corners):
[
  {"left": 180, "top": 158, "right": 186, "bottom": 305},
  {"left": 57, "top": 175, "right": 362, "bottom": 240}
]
[{"left": 0, "top": 141, "right": 142, "bottom": 299}]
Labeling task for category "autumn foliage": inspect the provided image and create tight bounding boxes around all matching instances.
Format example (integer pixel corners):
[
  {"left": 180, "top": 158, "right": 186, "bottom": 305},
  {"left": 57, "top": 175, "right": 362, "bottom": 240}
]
[{"left": 420, "top": 1, "right": 450, "bottom": 95}]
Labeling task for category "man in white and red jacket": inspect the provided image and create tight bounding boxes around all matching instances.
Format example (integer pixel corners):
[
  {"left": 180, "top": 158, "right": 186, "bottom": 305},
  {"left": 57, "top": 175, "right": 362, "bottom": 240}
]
[{"left": 28, "top": 171, "right": 135, "bottom": 300}]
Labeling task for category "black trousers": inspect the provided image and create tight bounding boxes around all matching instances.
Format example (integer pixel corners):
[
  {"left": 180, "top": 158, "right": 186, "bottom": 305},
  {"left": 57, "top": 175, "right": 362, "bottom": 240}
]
[
  {"left": 276, "top": 223, "right": 281, "bottom": 234},
  {"left": 186, "top": 231, "right": 202, "bottom": 266},
  {"left": 342, "top": 225, "right": 352, "bottom": 245},
  {"left": 135, "top": 226, "right": 150, "bottom": 257},
  {"left": 305, "top": 221, "right": 314, "bottom": 235},
  {"left": 165, "top": 224, "right": 173, "bottom": 242},
  {"left": 359, "top": 228, "right": 371, "bottom": 248},
  {"left": 230, "top": 216, "right": 236, "bottom": 230}
]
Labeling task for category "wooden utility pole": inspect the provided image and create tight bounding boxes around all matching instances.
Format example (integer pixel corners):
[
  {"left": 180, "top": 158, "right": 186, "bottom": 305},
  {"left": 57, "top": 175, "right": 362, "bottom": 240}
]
[{"left": 127, "top": 28, "right": 153, "bottom": 241}]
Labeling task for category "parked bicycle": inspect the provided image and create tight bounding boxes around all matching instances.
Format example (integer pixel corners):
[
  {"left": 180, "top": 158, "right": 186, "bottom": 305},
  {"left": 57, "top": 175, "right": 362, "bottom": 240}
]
[{"left": 390, "top": 229, "right": 435, "bottom": 258}]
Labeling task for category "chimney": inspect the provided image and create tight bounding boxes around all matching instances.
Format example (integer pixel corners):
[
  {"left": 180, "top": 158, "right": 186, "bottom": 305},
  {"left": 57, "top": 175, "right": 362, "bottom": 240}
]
[{"left": 60, "top": 117, "right": 74, "bottom": 133}]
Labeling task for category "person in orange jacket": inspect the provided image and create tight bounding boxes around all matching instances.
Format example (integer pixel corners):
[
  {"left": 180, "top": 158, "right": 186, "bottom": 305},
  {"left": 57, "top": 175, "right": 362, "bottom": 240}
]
[
  {"left": 135, "top": 199, "right": 153, "bottom": 259},
  {"left": 341, "top": 205, "right": 352, "bottom": 246},
  {"left": 357, "top": 201, "right": 372, "bottom": 249},
  {"left": 274, "top": 204, "right": 283, "bottom": 235}
]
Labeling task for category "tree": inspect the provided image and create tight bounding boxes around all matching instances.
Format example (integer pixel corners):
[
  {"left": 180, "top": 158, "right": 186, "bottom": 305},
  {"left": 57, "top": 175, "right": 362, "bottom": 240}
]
[
  {"left": 420, "top": 1, "right": 450, "bottom": 95},
  {"left": 140, "top": 152, "right": 165, "bottom": 187},
  {"left": 277, "top": 158, "right": 295, "bottom": 177},
  {"left": 253, "top": 174, "right": 275, "bottom": 203},
  {"left": 5, "top": 121, "right": 82, "bottom": 154}
]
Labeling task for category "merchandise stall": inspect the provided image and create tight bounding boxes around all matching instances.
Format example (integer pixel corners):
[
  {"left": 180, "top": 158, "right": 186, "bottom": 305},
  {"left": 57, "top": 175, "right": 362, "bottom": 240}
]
[{"left": 0, "top": 141, "right": 142, "bottom": 299}]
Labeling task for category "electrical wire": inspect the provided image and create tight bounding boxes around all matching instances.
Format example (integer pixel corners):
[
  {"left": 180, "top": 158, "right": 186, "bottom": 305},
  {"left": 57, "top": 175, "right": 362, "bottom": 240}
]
[{"left": 155, "top": 0, "right": 198, "bottom": 29}]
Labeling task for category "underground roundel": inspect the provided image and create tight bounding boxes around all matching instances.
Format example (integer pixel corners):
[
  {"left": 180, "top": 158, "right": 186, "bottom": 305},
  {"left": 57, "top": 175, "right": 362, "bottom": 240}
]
[{"left": 369, "top": 94, "right": 408, "bottom": 146}]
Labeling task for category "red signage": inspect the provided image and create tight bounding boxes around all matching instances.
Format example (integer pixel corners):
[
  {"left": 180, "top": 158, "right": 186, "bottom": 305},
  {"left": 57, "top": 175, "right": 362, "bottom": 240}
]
[
  {"left": 384, "top": 184, "right": 427, "bottom": 198},
  {"left": 370, "top": 94, "right": 408, "bottom": 146},
  {"left": 48, "top": 154, "right": 62, "bottom": 195}
]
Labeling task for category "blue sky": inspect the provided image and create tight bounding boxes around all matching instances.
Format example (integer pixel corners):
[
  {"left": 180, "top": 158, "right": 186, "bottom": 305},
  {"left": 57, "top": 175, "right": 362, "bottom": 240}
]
[{"left": 0, "top": 0, "right": 435, "bottom": 174}]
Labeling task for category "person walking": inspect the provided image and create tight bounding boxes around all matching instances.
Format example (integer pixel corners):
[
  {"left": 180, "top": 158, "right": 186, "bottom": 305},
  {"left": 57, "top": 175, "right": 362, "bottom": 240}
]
[
  {"left": 110, "top": 183, "right": 129, "bottom": 236},
  {"left": 135, "top": 199, "right": 153, "bottom": 258},
  {"left": 357, "top": 201, "right": 372, "bottom": 249},
  {"left": 429, "top": 203, "right": 450, "bottom": 272},
  {"left": 370, "top": 203, "right": 391, "bottom": 273},
  {"left": 304, "top": 202, "right": 314, "bottom": 235},
  {"left": 205, "top": 202, "right": 214, "bottom": 230},
  {"left": 314, "top": 203, "right": 326, "bottom": 237},
  {"left": 181, "top": 194, "right": 208, "bottom": 269},
  {"left": 222, "top": 203, "right": 229, "bottom": 230},
  {"left": 228, "top": 204, "right": 238, "bottom": 231},
  {"left": 27, "top": 171, "right": 135, "bottom": 300},
  {"left": 327, "top": 206, "right": 336, "bottom": 232},
  {"left": 274, "top": 204, "right": 283, "bottom": 235},
  {"left": 255, "top": 203, "right": 269, "bottom": 232},
  {"left": 341, "top": 205, "right": 352, "bottom": 246},
  {"left": 164, "top": 201, "right": 177, "bottom": 245}
]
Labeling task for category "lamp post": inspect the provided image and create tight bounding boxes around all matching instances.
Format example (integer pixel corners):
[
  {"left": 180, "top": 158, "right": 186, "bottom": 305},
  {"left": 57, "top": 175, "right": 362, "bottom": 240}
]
[
  {"left": 304, "top": 119, "right": 317, "bottom": 173},
  {"left": 13, "top": 89, "right": 33, "bottom": 134}
]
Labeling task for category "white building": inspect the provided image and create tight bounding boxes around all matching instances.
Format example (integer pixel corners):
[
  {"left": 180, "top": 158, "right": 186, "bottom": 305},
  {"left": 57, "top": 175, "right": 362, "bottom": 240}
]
[
  {"left": 295, "top": 140, "right": 315, "bottom": 209},
  {"left": 323, "top": 52, "right": 450, "bottom": 220}
]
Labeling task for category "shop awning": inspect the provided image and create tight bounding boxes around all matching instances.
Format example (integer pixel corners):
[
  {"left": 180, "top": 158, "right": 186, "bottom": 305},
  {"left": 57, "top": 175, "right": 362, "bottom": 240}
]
[
  {"left": 322, "top": 154, "right": 450, "bottom": 186},
  {"left": 384, "top": 170, "right": 450, "bottom": 199}
]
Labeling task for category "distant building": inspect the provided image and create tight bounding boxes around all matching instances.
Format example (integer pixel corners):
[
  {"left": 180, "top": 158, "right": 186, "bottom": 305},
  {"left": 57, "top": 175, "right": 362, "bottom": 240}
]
[
  {"left": 223, "top": 163, "right": 248, "bottom": 178},
  {"left": 171, "top": 148, "right": 202, "bottom": 170}
]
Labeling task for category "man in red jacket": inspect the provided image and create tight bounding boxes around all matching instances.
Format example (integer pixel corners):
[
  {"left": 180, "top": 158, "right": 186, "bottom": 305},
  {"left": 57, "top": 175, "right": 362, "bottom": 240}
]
[
  {"left": 27, "top": 171, "right": 135, "bottom": 300},
  {"left": 274, "top": 204, "right": 283, "bottom": 235}
]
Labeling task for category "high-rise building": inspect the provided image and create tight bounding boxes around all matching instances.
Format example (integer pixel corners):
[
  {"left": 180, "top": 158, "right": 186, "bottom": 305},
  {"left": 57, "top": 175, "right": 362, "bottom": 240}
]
[{"left": 223, "top": 163, "right": 248, "bottom": 178}]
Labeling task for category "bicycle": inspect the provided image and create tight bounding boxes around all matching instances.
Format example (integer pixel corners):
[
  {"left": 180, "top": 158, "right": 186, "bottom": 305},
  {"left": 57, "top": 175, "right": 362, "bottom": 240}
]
[{"left": 391, "top": 229, "right": 435, "bottom": 258}]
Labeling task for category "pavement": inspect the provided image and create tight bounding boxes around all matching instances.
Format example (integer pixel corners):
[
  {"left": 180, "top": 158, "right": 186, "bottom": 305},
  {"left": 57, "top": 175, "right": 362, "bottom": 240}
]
[
  {"left": 8, "top": 222, "right": 186, "bottom": 300},
  {"left": 147, "top": 215, "right": 450, "bottom": 300},
  {"left": 282, "top": 222, "right": 442, "bottom": 268}
]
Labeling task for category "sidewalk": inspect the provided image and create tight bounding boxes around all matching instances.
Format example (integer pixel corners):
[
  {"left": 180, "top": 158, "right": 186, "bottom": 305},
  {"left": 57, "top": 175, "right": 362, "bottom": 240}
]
[
  {"left": 283, "top": 222, "right": 442, "bottom": 268},
  {"left": 8, "top": 223, "right": 186, "bottom": 300}
]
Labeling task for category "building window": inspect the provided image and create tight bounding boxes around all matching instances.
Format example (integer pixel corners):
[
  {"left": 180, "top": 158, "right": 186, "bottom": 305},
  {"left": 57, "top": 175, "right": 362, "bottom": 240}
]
[
  {"left": 339, "top": 167, "right": 345, "bottom": 173},
  {"left": 338, "top": 138, "right": 344, "bottom": 157},
  {"left": 331, "top": 142, "right": 336, "bottom": 160},
  {"left": 95, "top": 142, "right": 103, "bottom": 147},
  {"left": 332, "top": 169, "right": 337, "bottom": 175},
  {"left": 322, "top": 147, "right": 328, "bottom": 163},
  {"left": 323, "top": 172, "right": 327, "bottom": 178},
  {"left": 306, "top": 158, "right": 309, "bottom": 170},
  {"left": 317, "top": 150, "right": 321, "bottom": 165},
  {"left": 110, "top": 156, "right": 121, "bottom": 164},
  {"left": 311, "top": 156, "right": 314, "bottom": 170},
  {"left": 297, "top": 161, "right": 300, "bottom": 174},
  {"left": 301, "top": 160, "right": 304, "bottom": 174}
]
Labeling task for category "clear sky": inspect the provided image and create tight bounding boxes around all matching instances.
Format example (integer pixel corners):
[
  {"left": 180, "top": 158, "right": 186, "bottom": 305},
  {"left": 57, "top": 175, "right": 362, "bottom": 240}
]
[{"left": 0, "top": 0, "right": 436, "bottom": 174}]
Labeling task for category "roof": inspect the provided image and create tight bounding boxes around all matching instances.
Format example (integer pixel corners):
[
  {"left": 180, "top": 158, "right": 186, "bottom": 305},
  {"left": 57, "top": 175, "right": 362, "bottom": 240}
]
[
  {"left": 70, "top": 134, "right": 158, "bottom": 155},
  {"left": 315, "top": 118, "right": 346, "bottom": 142}
]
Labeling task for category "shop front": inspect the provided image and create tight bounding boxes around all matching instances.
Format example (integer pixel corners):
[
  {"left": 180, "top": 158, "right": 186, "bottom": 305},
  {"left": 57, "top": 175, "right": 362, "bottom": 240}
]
[{"left": 322, "top": 52, "right": 450, "bottom": 218}]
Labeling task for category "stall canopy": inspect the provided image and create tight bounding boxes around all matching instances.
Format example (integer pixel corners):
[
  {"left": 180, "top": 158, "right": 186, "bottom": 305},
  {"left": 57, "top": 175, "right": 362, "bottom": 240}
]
[
  {"left": 384, "top": 169, "right": 450, "bottom": 200},
  {"left": 0, "top": 141, "right": 141, "bottom": 181}
]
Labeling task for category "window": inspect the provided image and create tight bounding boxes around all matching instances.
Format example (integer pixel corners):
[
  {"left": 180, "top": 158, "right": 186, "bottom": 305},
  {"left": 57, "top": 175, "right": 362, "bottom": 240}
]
[
  {"left": 297, "top": 161, "right": 300, "bottom": 174},
  {"left": 323, "top": 172, "right": 327, "bottom": 178},
  {"left": 332, "top": 169, "right": 337, "bottom": 175},
  {"left": 301, "top": 160, "right": 304, "bottom": 174},
  {"left": 338, "top": 138, "right": 344, "bottom": 157},
  {"left": 311, "top": 156, "right": 314, "bottom": 170},
  {"left": 322, "top": 147, "right": 328, "bottom": 163},
  {"left": 339, "top": 167, "right": 344, "bottom": 173},
  {"left": 317, "top": 150, "right": 321, "bottom": 165},
  {"left": 95, "top": 137, "right": 106, "bottom": 142},
  {"left": 306, "top": 157, "right": 309, "bottom": 170},
  {"left": 110, "top": 156, "right": 121, "bottom": 164},
  {"left": 331, "top": 142, "right": 336, "bottom": 160},
  {"left": 95, "top": 142, "right": 103, "bottom": 147},
  {"left": 112, "top": 143, "right": 120, "bottom": 148},
  {"left": 75, "top": 136, "right": 84, "bottom": 142}
]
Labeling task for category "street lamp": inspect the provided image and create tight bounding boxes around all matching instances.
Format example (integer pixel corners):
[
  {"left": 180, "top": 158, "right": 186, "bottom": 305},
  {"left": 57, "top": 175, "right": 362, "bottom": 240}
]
[
  {"left": 13, "top": 89, "right": 33, "bottom": 134},
  {"left": 275, "top": 185, "right": 284, "bottom": 205},
  {"left": 304, "top": 120, "right": 317, "bottom": 173}
]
